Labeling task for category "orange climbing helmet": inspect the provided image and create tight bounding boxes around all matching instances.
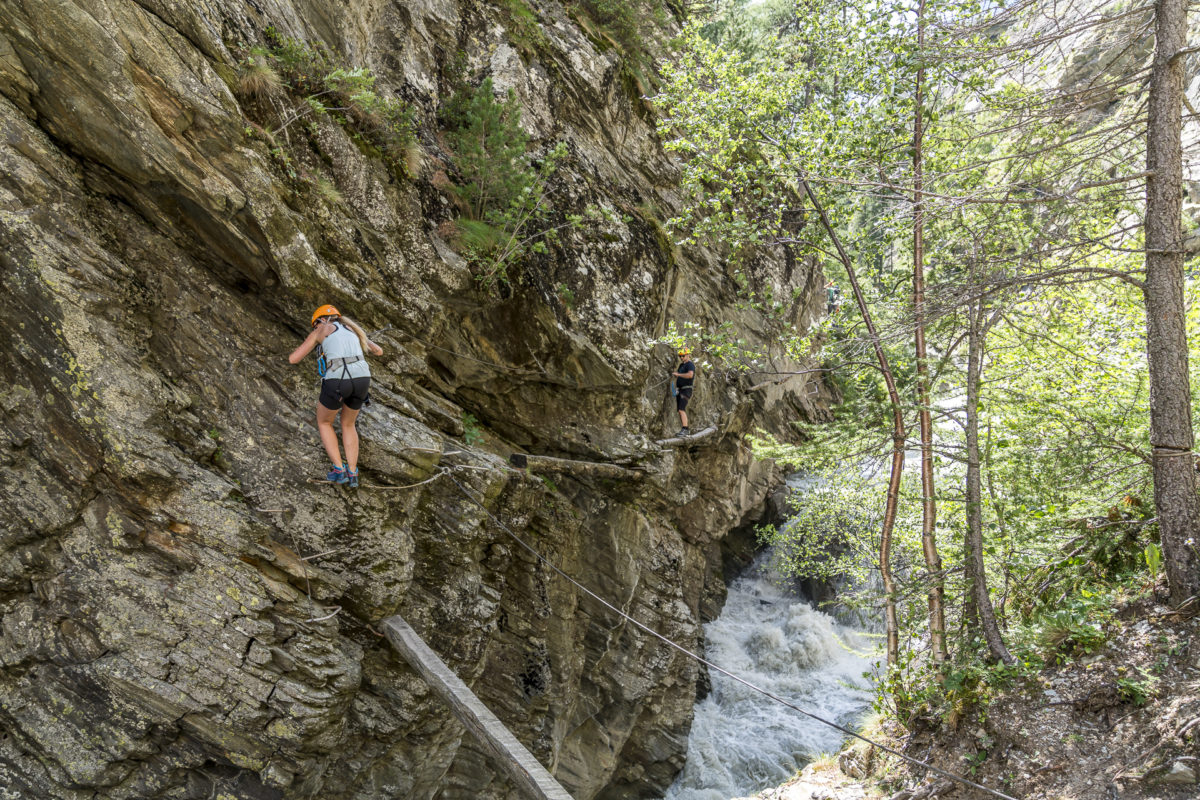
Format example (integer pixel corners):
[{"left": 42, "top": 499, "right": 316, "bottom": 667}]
[
  {"left": 311, "top": 304, "right": 340, "bottom": 326},
  {"left": 678, "top": 346, "right": 692, "bottom": 357}
]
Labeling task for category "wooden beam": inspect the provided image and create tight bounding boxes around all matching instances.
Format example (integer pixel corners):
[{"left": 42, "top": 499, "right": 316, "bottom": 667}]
[
  {"left": 655, "top": 425, "right": 718, "bottom": 447},
  {"left": 381, "top": 617, "right": 575, "bottom": 800},
  {"left": 509, "top": 453, "right": 645, "bottom": 481}
]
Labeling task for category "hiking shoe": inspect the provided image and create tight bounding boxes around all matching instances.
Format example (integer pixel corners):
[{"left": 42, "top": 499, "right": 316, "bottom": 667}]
[
  {"left": 326, "top": 464, "right": 349, "bottom": 484},
  {"left": 347, "top": 469, "right": 359, "bottom": 489},
  {"left": 677, "top": 428, "right": 690, "bottom": 437}
]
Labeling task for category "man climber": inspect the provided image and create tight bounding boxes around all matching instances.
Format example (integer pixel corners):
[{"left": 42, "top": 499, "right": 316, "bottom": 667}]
[
  {"left": 672, "top": 347, "right": 695, "bottom": 437},
  {"left": 826, "top": 280, "right": 843, "bottom": 315}
]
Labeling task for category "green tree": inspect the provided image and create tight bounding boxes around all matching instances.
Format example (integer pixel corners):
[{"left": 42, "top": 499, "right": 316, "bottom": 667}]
[
  {"left": 440, "top": 79, "right": 591, "bottom": 290},
  {"left": 656, "top": 0, "right": 1177, "bottom": 691},
  {"left": 443, "top": 77, "right": 533, "bottom": 221},
  {"left": 1143, "top": 0, "right": 1200, "bottom": 605}
]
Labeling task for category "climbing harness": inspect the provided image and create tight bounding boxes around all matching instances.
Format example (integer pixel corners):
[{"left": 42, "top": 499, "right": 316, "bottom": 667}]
[
  {"left": 442, "top": 472, "right": 1021, "bottom": 800},
  {"left": 314, "top": 347, "right": 361, "bottom": 380},
  {"left": 316, "top": 321, "right": 371, "bottom": 408},
  {"left": 326, "top": 355, "right": 365, "bottom": 374}
]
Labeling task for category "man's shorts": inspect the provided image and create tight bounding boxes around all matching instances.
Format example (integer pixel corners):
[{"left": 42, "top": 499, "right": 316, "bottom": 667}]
[
  {"left": 319, "top": 377, "right": 371, "bottom": 411},
  {"left": 676, "top": 388, "right": 692, "bottom": 411}
]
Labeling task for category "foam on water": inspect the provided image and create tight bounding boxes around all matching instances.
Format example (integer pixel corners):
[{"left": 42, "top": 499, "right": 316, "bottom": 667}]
[{"left": 663, "top": 553, "right": 873, "bottom": 800}]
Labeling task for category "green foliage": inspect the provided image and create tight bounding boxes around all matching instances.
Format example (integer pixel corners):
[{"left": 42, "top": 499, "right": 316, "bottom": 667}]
[
  {"left": 568, "top": 0, "right": 668, "bottom": 102},
  {"left": 495, "top": 0, "right": 552, "bottom": 61},
  {"left": 454, "top": 144, "right": 591, "bottom": 291},
  {"left": 1144, "top": 542, "right": 1163, "bottom": 577},
  {"left": 578, "top": 0, "right": 641, "bottom": 47},
  {"left": 1115, "top": 666, "right": 1161, "bottom": 707},
  {"left": 454, "top": 219, "right": 505, "bottom": 254},
  {"left": 1033, "top": 597, "right": 1109, "bottom": 661},
  {"left": 695, "top": 0, "right": 799, "bottom": 58},
  {"left": 462, "top": 413, "right": 484, "bottom": 446},
  {"left": 441, "top": 79, "right": 591, "bottom": 290},
  {"left": 555, "top": 282, "right": 576, "bottom": 309},
  {"left": 646, "top": 0, "right": 1200, "bottom": 743},
  {"left": 572, "top": 0, "right": 666, "bottom": 55},
  {"left": 656, "top": 0, "right": 1194, "bottom": 728},
  {"left": 235, "top": 46, "right": 282, "bottom": 99},
  {"left": 439, "top": 77, "right": 615, "bottom": 290},
  {"left": 443, "top": 78, "right": 533, "bottom": 220},
  {"left": 755, "top": 462, "right": 880, "bottom": 594},
  {"left": 251, "top": 28, "right": 416, "bottom": 172},
  {"left": 649, "top": 319, "right": 767, "bottom": 376},
  {"left": 882, "top": 640, "right": 1036, "bottom": 727}
]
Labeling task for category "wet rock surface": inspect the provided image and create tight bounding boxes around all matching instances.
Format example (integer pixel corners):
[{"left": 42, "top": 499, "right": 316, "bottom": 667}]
[{"left": 0, "top": 1, "right": 825, "bottom": 798}]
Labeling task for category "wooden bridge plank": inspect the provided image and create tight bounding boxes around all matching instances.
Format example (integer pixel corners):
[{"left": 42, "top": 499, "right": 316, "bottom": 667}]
[
  {"left": 655, "top": 425, "right": 718, "bottom": 447},
  {"left": 509, "top": 453, "right": 645, "bottom": 480},
  {"left": 381, "top": 616, "right": 575, "bottom": 800}
]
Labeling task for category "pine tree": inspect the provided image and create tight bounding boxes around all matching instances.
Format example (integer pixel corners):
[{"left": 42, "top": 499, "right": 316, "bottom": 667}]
[{"left": 443, "top": 78, "right": 532, "bottom": 221}]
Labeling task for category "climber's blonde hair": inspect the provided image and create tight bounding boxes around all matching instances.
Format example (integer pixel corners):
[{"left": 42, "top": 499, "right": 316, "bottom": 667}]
[{"left": 337, "top": 316, "right": 371, "bottom": 354}]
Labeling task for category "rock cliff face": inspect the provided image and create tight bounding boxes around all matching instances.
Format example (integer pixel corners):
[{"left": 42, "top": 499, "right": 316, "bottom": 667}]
[{"left": 0, "top": 1, "right": 826, "bottom": 798}]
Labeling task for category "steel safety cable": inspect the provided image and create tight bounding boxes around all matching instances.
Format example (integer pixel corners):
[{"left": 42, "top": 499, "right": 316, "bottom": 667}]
[{"left": 442, "top": 474, "right": 1021, "bottom": 800}]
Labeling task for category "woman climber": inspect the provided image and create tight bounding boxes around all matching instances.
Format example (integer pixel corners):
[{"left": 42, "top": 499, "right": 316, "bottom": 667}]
[{"left": 289, "top": 304, "right": 384, "bottom": 488}]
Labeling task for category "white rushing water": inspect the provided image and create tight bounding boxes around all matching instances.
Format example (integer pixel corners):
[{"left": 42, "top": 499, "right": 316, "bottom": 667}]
[{"left": 663, "top": 552, "right": 874, "bottom": 800}]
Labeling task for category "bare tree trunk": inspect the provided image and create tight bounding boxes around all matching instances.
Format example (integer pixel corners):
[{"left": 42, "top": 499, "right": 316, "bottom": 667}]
[
  {"left": 913, "top": 0, "right": 948, "bottom": 662},
  {"left": 802, "top": 179, "right": 903, "bottom": 666},
  {"left": 963, "top": 523, "right": 979, "bottom": 635},
  {"left": 965, "top": 301, "right": 1015, "bottom": 664},
  {"left": 1145, "top": 0, "right": 1200, "bottom": 606}
]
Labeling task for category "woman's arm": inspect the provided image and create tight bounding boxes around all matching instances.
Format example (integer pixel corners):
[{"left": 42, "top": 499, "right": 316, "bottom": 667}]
[
  {"left": 367, "top": 339, "right": 384, "bottom": 356},
  {"left": 288, "top": 323, "right": 334, "bottom": 364}
]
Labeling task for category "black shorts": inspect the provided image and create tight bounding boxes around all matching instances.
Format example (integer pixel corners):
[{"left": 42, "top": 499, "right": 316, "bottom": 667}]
[
  {"left": 676, "top": 388, "right": 692, "bottom": 411},
  {"left": 319, "top": 377, "right": 371, "bottom": 411}
]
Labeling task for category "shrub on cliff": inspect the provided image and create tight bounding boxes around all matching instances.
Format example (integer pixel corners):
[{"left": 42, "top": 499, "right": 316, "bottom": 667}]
[
  {"left": 239, "top": 30, "right": 416, "bottom": 173},
  {"left": 442, "top": 78, "right": 532, "bottom": 221},
  {"left": 440, "top": 79, "right": 590, "bottom": 291}
]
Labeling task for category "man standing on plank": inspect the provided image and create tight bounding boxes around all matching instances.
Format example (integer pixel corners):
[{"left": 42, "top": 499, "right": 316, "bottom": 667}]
[{"left": 672, "top": 347, "right": 695, "bottom": 437}]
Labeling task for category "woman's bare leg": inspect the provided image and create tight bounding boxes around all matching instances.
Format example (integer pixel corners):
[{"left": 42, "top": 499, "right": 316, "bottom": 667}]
[
  {"left": 341, "top": 406, "right": 361, "bottom": 471},
  {"left": 316, "top": 403, "right": 343, "bottom": 466}
]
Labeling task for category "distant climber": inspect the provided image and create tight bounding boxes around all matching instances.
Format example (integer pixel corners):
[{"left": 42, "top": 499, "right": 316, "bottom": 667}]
[
  {"left": 289, "top": 304, "right": 383, "bottom": 488},
  {"left": 825, "top": 280, "right": 843, "bottom": 315},
  {"left": 671, "top": 347, "right": 695, "bottom": 437}
]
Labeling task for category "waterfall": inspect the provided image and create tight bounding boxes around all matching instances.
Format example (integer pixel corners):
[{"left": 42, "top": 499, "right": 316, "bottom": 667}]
[{"left": 663, "top": 551, "right": 873, "bottom": 800}]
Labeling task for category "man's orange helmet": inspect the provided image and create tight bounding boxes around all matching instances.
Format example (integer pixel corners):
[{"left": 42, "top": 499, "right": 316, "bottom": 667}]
[
  {"left": 311, "top": 304, "right": 340, "bottom": 326},
  {"left": 678, "top": 346, "right": 692, "bottom": 357}
]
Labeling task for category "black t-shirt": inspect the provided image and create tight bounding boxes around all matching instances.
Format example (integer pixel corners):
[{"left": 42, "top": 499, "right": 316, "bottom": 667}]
[{"left": 676, "top": 360, "right": 695, "bottom": 391}]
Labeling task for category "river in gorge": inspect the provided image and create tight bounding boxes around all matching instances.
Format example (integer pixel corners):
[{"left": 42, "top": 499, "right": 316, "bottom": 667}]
[{"left": 662, "top": 542, "right": 876, "bottom": 799}]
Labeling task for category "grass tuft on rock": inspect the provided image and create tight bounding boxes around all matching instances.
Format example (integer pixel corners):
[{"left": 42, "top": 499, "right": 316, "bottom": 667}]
[{"left": 236, "top": 46, "right": 282, "bottom": 99}]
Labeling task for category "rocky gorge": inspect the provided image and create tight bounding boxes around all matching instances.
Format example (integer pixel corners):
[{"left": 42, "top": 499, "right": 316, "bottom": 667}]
[{"left": 0, "top": 1, "right": 828, "bottom": 798}]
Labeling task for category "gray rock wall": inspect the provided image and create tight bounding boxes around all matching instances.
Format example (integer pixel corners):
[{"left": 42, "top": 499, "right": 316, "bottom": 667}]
[{"left": 0, "top": 1, "right": 827, "bottom": 797}]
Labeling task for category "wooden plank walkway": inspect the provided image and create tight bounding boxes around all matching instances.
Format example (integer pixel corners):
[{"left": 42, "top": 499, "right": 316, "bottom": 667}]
[
  {"left": 509, "top": 452, "right": 645, "bottom": 481},
  {"left": 381, "top": 616, "right": 575, "bottom": 800},
  {"left": 655, "top": 425, "right": 718, "bottom": 447}
]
